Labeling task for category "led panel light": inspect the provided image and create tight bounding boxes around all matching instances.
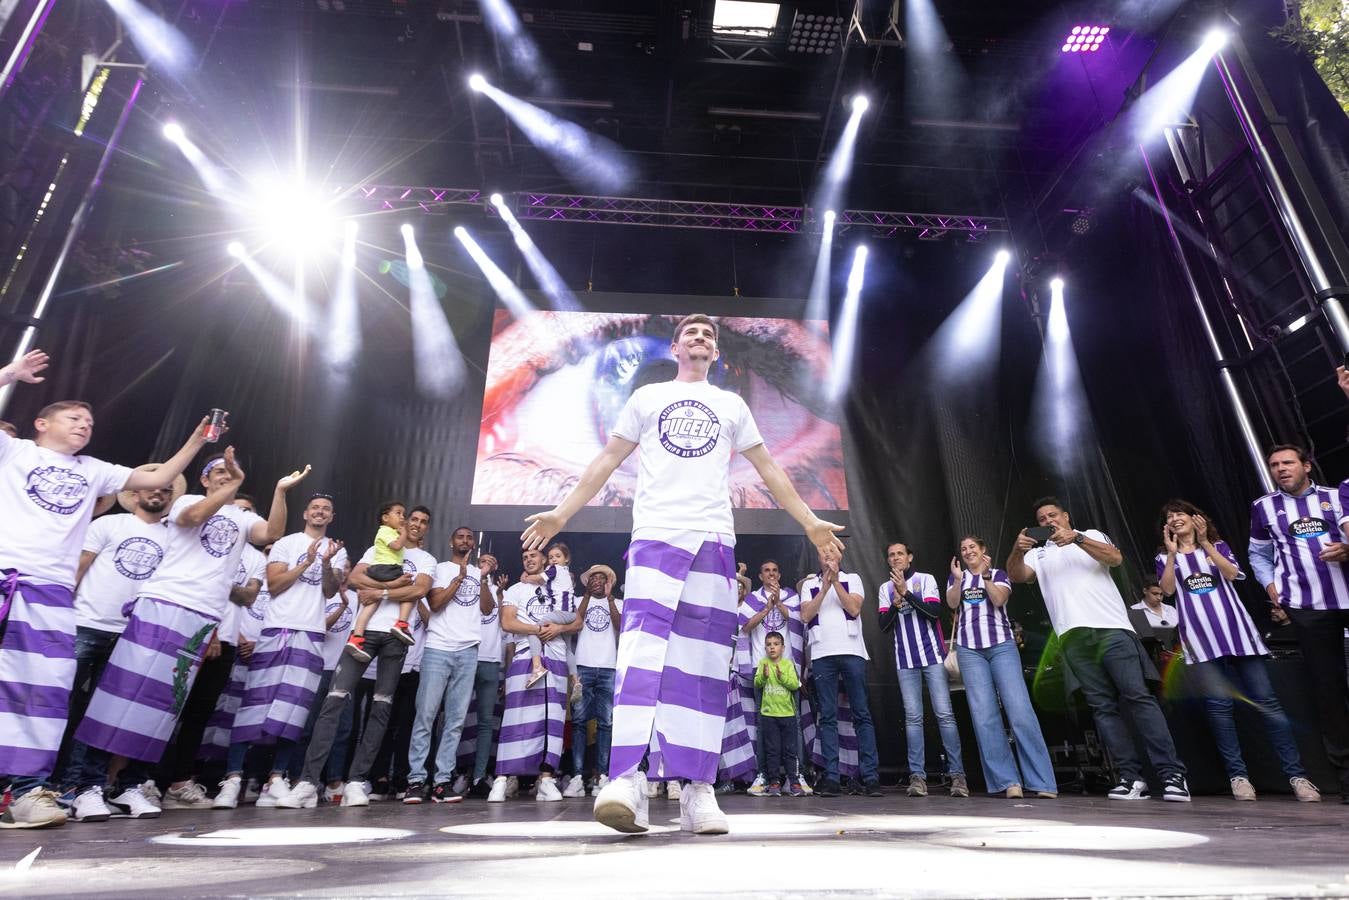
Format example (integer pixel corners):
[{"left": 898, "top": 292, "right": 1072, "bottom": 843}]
[{"left": 713, "top": 1, "right": 781, "bottom": 37}]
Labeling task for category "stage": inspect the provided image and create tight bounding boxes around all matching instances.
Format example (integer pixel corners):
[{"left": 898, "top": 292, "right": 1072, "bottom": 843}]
[{"left": 3, "top": 791, "right": 1347, "bottom": 898}]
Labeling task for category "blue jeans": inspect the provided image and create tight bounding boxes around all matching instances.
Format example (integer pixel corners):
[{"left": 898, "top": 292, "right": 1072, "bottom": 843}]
[
  {"left": 810, "top": 654, "right": 880, "bottom": 784},
  {"left": 569, "top": 665, "right": 615, "bottom": 776},
  {"left": 408, "top": 646, "right": 478, "bottom": 784},
  {"left": 957, "top": 641, "right": 1056, "bottom": 794},
  {"left": 55, "top": 626, "right": 121, "bottom": 788},
  {"left": 289, "top": 668, "right": 353, "bottom": 784},
  {"left": 897, "top": 662, "right": 965, "bottom": 778},
  {"left": 472, "top": 661, "right": 501, "bottom": 782},
  {"left": 1191, "top": 654, "right": 1305, "bottom": 780}
]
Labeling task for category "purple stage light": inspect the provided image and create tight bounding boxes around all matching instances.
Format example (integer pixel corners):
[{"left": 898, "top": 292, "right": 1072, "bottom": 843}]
[{"left": 1061, "top": 24, "right": 1110, "bottom": 53}]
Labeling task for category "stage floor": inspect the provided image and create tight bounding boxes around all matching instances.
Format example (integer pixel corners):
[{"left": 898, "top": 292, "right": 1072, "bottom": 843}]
[{"left": 2, "top": 791, "right": 1348, "bottom": 898}]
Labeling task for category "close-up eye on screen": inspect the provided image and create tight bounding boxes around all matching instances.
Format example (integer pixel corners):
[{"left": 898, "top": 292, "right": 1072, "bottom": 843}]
[{"left": 472, "top": 310, "right": 849, "bottom": 520}]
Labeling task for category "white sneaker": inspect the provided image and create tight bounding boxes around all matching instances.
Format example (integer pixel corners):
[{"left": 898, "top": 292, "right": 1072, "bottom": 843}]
[
  {"left": 254, "top": 775, "right": 292, "bottom": 808},
  {"left": 213, "top": 775, "right": 242, "bottom": 809},
  {"left": 242, "top": 778, "right": 261, "bottom": 803},
  {"left": 109, "top": 786, "right": 161, "bottom": 819},
  {"left": 505, "top": 775, "right": 520, "bottom": 798},
  {"left": 277, "top": 780, "right": 320, "bottom": 809},
  {"left": 666, "top": 780, "right": 682, "bottom": 801},
  {"left": 140, "top": 780, "right": 163, "bottom": 806},
  {"left": 679, "top": 782, "right": 729, "bottom": 835},
  {"left": 0, "top": 787, "right": 68, "bottom": 829},
  {"left": 645, "top": 779, "right": 660, "bottom": 799},
  {"left": 162, "top": 781, "right": 213, "bottom": 810},
  {"left": 536, "top": 776, "right": 563, "bottom": 802},
  {"left": 487, "top": 776, "right": 508, "bottom": 803},
  {"left": 323, "top": 782, "right": 346, "bottom": 804},
  {"left": 71, "top": 786, "right": 113, "bottom": 822},
  {"left": 451, "top": 774, "right": 469, "bottom": 796},
  {"left": 592, "top": 774, "right": 610, "bottom": 796},
  {"left": 341, "top": 780, "right": 370, "bottom": 807},
  {"left": 746, "top": 774, "right": 767, "bottom": 797},
  {"left": 562, "top": 774, "right": 586, "bottom": 798},
  {"left": 593, "top": 772, "right": 650, "bottom": 833}
]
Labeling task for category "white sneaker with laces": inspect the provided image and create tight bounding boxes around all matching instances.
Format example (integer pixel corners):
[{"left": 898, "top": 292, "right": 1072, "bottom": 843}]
[
  {"left": 505, "top": 775, "right": 520, "bottom": 798},
  {"left": 323, "top": 782, "right": 346, "bottom": 804},
  {"left": 0, "top": 787, "right": 68, "bottom": 829},
  {"left": 592, "top": 774, "right": 610, "bottom": 796},
  {"left": 666, "top": 780, "right": 682, "bottom": 801},
  {"left": 140, "top": 780, "right": 163, "bottom": 806},
  {"left": 341, "top": 780, "right": 370, "bottom": 807},
  {"left": 71, "top": 786, "right": 113, "bottom": 822},
  {"left": 1291, "top": 777, "right": 1322, "bottom": 802},
  {"left": 254, "top": 775, "right": 292, "bottom": 808},
  {"left": 162, "top": 781, "right": 213, "bottom": 810},
  {"left": 562, "top": 774, "right": 586, "bottom": 798},
  {"left": 212, "top": 775, "right": 242, "bottom": 809},
  {"left": 645, "top": 779, "right": 660, "bottom": 799},
  {"left": 278, "top": 780, "right": 320, "bottom": 809},
  {"left": 679, "top": 781, "right": 729, "bottom": 835},
  {"left": 536, "top": 776, "right": 563, "bottom": 802},
  {"left": 487, "top": 776, "right": 508, "bottom": 803},
  {"left": 109, "top": 786, "right": 161, "bottom": 819},
  {"left": 746, "top": 774, "right": 767, "bottom": 797},
  {"left": 593, "top": 772, "right": 649, "bottom": 833}
]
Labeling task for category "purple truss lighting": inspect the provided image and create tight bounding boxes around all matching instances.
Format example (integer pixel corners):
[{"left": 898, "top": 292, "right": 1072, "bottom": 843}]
[{"left": 1061, "top": 25, "right": 1110, "bottom": 53}]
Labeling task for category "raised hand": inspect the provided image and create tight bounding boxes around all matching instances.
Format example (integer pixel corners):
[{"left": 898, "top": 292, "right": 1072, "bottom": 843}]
[
  {"left": 1050, "top": 526, "right": 1078, "bottom": 547},
  {"left": 304, "top": 537, "right": 322, "bottom": 566},
  {"left": 1, "top": 349, "right": 49, "bottom": 386},
  {"left": 479, "top": 554, "right": 498, "bottom": 576},
  {"left": 324, "top": 539, "right": 344, "bottom": 562},
  {"left": 1194, "top": 515, "right": 1210, "bottom": 543},
  {"left": 805, "top": 517, "right": 845, "bottom": 556},
  {"left": 1162, "top": 526, "right": 1179, "bottom": 555},
  {"left": 1014, "top": 528, "right": 1036, "bottom": 552},
  {"left": 521, "top": 508, "right": 566, "bottom": 552},
  {"left": 949, "top": 556, "right": 962, "bottom": 578},
  {"left": 277, "top": 464, "right": 312, "bottom": 491},
  {"left": 222, "top": 446, "right": 246, "bottom": 486},
  {"left": 188, "top": 415, "right": 219, "bottom": 447}
]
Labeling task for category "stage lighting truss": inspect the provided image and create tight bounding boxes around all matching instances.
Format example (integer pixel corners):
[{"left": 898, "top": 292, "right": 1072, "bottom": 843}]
[
  {"left": 347, "top": 185, "right": 1008, "bottom": 241},
  {"left": 788, "top": 12, "right": 842, "bottom": 54},
  {"left": 1061, "top": 25, "right": 1109, "bottom": 53}
]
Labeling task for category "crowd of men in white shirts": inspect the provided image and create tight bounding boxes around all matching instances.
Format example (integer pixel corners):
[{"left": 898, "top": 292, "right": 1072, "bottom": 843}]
[{"left": 4, "top": 343, "right": 1349, "bottom": 831}]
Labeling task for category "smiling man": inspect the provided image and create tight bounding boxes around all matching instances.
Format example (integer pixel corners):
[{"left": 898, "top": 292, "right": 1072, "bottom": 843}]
[{"left": 521, "top": 314, "right": 843, "bottom": 835}]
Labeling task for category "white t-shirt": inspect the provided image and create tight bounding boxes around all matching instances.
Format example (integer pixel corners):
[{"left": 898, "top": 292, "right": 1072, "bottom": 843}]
[
  {"left": 357, "top": 544, "right": 436, "bottom": 632},
  {"left": 1024, "top": 529, "right": 1134, "bottom": 634},
  {"left": 0, "top": 432, "right": 133, "bottom": 588},
  {"left": 426, "top": 561, "right": 486, "bottom": 653},
  {"left": 1131, "top": 601, "right": 1180, "bottom": 629},
  {"left": 321, "top": 592, "right": 357, "bottom": 670},
  {"left": 239, "top": 583, "right": 271, "bottom": 644},
  {"left": 478, "top": 587, "right": 505, "bottom": 663},
  {"left": 403, "top": 604, "right": 430, "bottom": 673},
  {"left": 609, "top": 379, "right": 764, "bottom": 535},
  {"left": 266, "top": 532, "right": 349, "bottom": 633},
  {"left": 139, "top": 494, "right": 266, "bottom": 619},
  {"left": 74, "top": 513, "right": 169, "bottom": 633},
  {"left": 575, "top": 594, "right": 623, "bottom": 669},
  {"left": 220, "top": 543, "right": 267, "bottom": 644},
  {"left": 801, "top": 571, "right": 869, "bottom": 660}
]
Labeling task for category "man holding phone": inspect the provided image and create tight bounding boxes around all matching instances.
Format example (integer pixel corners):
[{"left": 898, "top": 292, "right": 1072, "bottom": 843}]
[{"left": 1007, "top": 496, "right": 1188, "bottom": 802}]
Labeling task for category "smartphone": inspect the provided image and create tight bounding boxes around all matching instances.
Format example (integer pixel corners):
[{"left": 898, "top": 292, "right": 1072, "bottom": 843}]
[{"left": 1026, "top": 526, "right": 1055, "bottom": 543}]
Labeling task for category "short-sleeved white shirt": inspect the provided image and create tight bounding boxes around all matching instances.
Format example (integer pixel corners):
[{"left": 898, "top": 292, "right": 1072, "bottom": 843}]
[
  {"left": 801, "top": 571, "right": 869, "bottom": 660},
  {"left": 140, "top": 494, "right": 266, "bottom": 619},
  {"left": 426, "top": 561, "right": 485, "bottom": 653},
  {"left": 74, "top": 513, "right": 169, "bottom": 633},
  {"left": 220, "top": 543, "right": 266, "bottom": 644},
  {"left": 357, "top": 544, "right": 436, "bottom": 632},
  {"left": 1024, "top": 529, "right": 1134, "bottom": 634},
  {"left": 575, "top": 594, "right": 623, "bottom": 669},
  {"left": 478, "top": 586, "right": 505, "bottom": 663},
  {"left": 265, "top": 533, "right": 348, "bottom": 633},
  {"left": 321, "top": 592, "right": 357, "bottom": 670},
  {"left": 0, "top": 432, "right": 133, "bottom": 588},
  {"left": 609, "top": 379, "right": 764, "bottom": 535}
]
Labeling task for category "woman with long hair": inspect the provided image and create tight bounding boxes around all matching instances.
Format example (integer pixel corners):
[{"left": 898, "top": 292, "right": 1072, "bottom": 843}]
[{"left": 1158, "top": 499, "right": 1320, "bottom": 801}]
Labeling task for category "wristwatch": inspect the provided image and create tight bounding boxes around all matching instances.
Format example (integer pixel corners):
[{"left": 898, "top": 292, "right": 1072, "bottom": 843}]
[
  {"left": 382, "top": 588, "right": 390, "bottom": 601},
  {"left": 1072, "top": 533, "right": 1086, "bottom": 545}
]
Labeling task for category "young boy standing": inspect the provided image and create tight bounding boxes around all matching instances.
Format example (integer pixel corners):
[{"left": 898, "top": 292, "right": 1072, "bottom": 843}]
[{"left": 754, "top": 632, "right": 801, "bottom": 797}]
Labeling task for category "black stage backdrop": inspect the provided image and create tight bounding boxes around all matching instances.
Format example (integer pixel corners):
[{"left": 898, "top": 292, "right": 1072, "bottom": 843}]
[{"left": 6, "top": 23, "right": 1347, "bottom": 786}]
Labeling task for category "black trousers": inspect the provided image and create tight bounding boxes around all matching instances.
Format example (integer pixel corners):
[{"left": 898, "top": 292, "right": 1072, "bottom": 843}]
[
  {"left": 1287, "top": 608, "right": 1349, "bottom": 785},
  {"left": 760, "top": 714, "right": 799, "bottom": 783},
  {"left": 160, "top": 643, "right": 236, "bottom": 783}
]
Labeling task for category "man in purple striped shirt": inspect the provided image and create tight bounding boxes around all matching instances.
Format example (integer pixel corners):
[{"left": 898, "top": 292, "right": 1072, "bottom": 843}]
[{"left": 1248, "top": 444, "right": 1349, "bottom": 801}]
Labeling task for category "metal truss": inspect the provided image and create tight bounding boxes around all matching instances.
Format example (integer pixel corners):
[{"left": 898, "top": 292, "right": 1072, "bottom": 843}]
[{"left": 346, "top": 185, "right": 1008, "bottom": 240}]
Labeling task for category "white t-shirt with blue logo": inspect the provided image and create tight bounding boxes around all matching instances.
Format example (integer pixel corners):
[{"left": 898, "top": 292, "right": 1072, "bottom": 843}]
[
  {"left": 321, "top": 592, "right": 357, "bottom": 670},
  {"left": 357, "top": 544, "right": 436, "bottom": 634},
  {"left": 74, "top": 513, "right": 168, "bottom": 633},
  {"left": 478, "top": 587, "right": 505, "bottom": 664},
  {"left": 426, "top": 562, "right": 485, "bottom": 653},
  {"left": 138, "top": 494, "right": 265, "bottom": 619},
  {"left": 0, "top": 432, "right": 133, "bottom": 588},
  {"left": 220, "top": 543, "right": 267, "bottom": 645},
  {"left": 266, "top": 532, "right": 349, "bottom": 633},
  {"left": 575, "top": 594, "right": 623, "bottom": 669},
  {"left": 610, "top": 379, "right": 764, "bottom": 536}
]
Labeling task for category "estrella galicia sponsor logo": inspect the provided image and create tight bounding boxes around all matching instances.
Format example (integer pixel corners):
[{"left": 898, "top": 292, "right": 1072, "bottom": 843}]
[
  {"left": 25, "top": 466, "right": 89, "bottom": 514},
  {"left": 454, "top": 572, "right": 482, "bottom": 607},
  {"left": 1184, "top": 572, "right": 1217, "bottom": 595},
  {"left": 113, "top": 536, "right": 163, "bottom": 580},
  {"left": 658, "top": 400, "right": 721, "bottom": 458},
  {"left": 584, "top": 605, "right": 610, "bottom": 633},
  {"left": 200, "top": 514, "right": 240, "bottom": 557},
  {"left": 326, "top": 599, "right": 353, "bottom": 633},
  {"left": 1289, "top": 517, "right": 1330, "bottom": 540},
  {"left": 962, "top": 587, "right": 988, "bottom": 605}
]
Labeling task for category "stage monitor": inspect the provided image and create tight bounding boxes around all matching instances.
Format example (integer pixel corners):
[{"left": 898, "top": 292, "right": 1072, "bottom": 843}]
[{"left": 469, "top": 294, "right": 849, "bottom": 535}]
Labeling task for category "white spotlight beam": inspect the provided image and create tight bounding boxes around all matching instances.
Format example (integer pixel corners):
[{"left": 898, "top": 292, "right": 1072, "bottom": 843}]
[
  {"left": 1031, "top": 277, "right": 1092, "bottom": 478},
  {"left": 805, "top": 209, "right": 837, "bottom": 327},
  {"left": 402, "top": 227, "right": 465, "bottom": 399},
  {"left": 812, "top": 102, "right": 867, "bottom": 227},
  {"left": 163, "top": 125, "right": 236, "bottom": 199},
  {"left": 455, "top": 226, "right": 538, "bottom": 321},
  {"left": 104, "top": 0, "right": 195, "bottom": 72},
  {"left": 230, "top": 246, "right": 310, "bottom": 326},
  {"left": 479, "top": 0, "right": 548, "bottom": 84},
  {"left": 1129, "top": 33, "right": 1227, "bottom": 142},
  {"left": 933, "top": 250, "right": 1010, "bottom": 365},
  {"left": 471, "top": 77, "right": 634, "bottom": 194},
  {"left": 491, "top": 194, "right": 579, "bottom": 311},
  {"left": 327, "top": 223, "right": 360, "bottom": 374},
  {"left": 826, "top": 245, "right": 869, "bottom": 405}
]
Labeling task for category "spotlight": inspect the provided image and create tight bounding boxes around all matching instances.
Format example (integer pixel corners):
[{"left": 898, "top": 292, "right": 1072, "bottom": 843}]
[
  {"left": 400, "top": 223, "right": 414, "bottom": 237},
  {"left": 468, "top": 73, "right": 487, "bottom": 92},
  {"left": 1050, "top": 276, "right": 1065, "bottom": 291},
  {"left": 453, "top": 226, "right": 468, "bottom": 239},
  {"left": 162, "top": 122, "right": 185, "bottom": 143},
  {"left": 995, "top": 249, "right": 1011, "bottom": 265},
  {"left": 851, "top": 95, "right": 870, "bottom": 114},
  {"left": 824, "top": 209, "right": 836, "bottom": 225},
  {"left": 1061, "top": 24, "right": 1110, "bottom": 53},
  {"left": 1201, "top": 28, "right": 1230, "bottom": 52},
  {"left": 490, "top": 192, "right": 504, "bottom": 206},
  {"left": 226, "top": 241, "right": 246, "bottom": 258}
]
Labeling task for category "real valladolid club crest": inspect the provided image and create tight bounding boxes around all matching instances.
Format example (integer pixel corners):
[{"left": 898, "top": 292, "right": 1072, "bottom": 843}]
[
  {"left": 25, "top": 465, "right": 89, "bottom": 514},
  {"left": 114, "top": 537, "right": 164, "bottom": 580},
  {"left": 658, "top": 400, "right": 721, "bottom": 458},
  {"left": 200, "top": 514, "right": 240, "bottom": 557}
]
